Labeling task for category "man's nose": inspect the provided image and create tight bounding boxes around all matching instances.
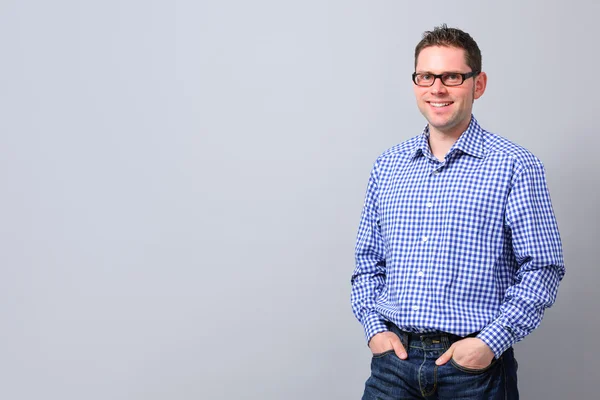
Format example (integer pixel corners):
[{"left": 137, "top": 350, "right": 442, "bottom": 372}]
[{"left": 430, "top": 77, "right": 448, "bottom": 95}]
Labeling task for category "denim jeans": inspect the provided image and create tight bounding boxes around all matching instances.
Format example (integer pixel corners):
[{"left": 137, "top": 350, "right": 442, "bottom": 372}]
[{"left": 362, "top": 324, "right": 518, "bottom": 399}]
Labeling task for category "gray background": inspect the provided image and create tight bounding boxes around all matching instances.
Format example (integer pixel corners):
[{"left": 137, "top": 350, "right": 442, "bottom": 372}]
[{"left": 0, "top": 0, "right": 597, "bottom": 399}]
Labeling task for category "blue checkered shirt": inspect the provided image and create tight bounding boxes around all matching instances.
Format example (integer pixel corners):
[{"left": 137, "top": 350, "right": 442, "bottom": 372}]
[{"left": 351, "top": 116, "right": 565, "bottom": 358}]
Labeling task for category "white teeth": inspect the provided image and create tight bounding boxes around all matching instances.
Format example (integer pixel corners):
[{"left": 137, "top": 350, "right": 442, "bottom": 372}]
[{"left": 430, "top": 102, "right": 451, "bottom": 107}]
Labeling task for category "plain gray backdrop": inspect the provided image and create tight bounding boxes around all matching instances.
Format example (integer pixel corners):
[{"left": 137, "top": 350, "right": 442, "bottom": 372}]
[{"left": 1, "top": 0, "right": 598, "bottom": 399}]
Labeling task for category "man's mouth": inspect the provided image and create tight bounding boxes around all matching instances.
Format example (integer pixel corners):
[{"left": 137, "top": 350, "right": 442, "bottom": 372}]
[{"left": 428, "top": 101, "right": 453, "bottom": 108}]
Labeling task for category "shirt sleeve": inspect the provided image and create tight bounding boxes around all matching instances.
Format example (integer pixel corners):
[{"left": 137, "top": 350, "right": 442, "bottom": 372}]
[
  {"left": 477, "top": 162, "right": 565, "bottom": 358},
  {"left": 351, "top": 162, "right": 389, "bottom": 344}
]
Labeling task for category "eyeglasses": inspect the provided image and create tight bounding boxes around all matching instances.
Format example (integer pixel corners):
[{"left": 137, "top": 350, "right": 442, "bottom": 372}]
[{"left": 412, "top": 71, "right": 479, "bottom": 87}]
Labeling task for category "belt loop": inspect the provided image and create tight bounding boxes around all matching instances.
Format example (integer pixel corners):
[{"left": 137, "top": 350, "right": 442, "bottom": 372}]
[
  {"left": 441, "top": 334, "right": 451, "bottom": 351},
  {"left": 401, "top": 331, "right": 409, "bottom": 350}
]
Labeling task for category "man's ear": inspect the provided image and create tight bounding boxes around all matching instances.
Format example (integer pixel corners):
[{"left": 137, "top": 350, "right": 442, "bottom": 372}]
[{"left": 474, "top": 72, "right": 487, "bottom": 100}]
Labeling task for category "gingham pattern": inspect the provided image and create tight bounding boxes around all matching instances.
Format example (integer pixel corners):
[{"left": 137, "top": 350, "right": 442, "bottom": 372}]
[{"left": 351, "top": 116, "right": 565, "bottom": 358}]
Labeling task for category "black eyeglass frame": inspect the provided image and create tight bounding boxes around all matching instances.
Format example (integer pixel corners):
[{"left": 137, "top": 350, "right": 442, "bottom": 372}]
[{"left": 412, "top": 71, "right": 480, "bottom": 87}]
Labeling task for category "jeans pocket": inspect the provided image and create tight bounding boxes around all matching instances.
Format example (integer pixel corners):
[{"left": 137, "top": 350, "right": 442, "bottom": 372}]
[
  {"left": 372, "top": 349, "right": 395, "bottom": 359},
  {"left": 450, "top": 356, "right": 500, "bottom": 374}
]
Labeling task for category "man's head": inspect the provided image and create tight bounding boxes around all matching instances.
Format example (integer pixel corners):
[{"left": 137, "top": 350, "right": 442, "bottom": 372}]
[
  {"left": 413, "top": 25, "right": 487, "bottom": 138},
  {"left": 414, "top": 24, "right": 481, "bottom": 73}
]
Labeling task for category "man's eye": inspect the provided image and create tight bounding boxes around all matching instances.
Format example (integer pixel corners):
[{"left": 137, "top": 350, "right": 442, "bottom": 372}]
[
  {"left": 444, "top": 73, "right": 460, "bottom": 80},
  {"left": 420, "top": 74, "right": 432, "bottom": 80}
]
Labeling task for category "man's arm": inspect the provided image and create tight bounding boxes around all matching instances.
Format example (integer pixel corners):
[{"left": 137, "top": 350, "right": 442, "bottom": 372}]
[
  {"left": 477, "top": 161, "right": 565, "bottom": 357},
  {"left": 438, "top": 161, "right": 565, "bottom": 365},
  {"left": 351, "top": 163, "right": 389, "bottom": 344}
]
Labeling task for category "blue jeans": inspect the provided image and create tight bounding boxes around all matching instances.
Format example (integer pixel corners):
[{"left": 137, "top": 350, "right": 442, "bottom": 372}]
[{"left": 362, "top": 324, "right": 519, "bottom": 399}]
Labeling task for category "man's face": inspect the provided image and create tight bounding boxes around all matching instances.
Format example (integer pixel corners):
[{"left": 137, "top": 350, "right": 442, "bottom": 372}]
[{"left": 413, "top": 46, "right": 486, "bottom": 136}]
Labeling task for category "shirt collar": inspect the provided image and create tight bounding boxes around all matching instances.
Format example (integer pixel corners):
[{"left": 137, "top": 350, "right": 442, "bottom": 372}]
[{"left": 410, "top": 115, "right": 485, "bottom": 159}]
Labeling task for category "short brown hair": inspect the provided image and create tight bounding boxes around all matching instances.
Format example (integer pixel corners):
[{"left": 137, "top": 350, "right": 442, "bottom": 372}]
[{"left": 414, "top": 24, "right": 482, "bottom": 73}]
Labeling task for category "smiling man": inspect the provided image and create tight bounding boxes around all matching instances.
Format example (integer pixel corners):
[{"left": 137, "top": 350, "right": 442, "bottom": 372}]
[{"left": 351, "top": 25, "right": 565, "bottom": 399}]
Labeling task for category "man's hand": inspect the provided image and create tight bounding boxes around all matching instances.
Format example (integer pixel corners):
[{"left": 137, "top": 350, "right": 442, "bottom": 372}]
[
  {"left": 369, "top": 331, "right": 407, "bottom": 359},
  {"left": 435, "top": 338, "right": 494, "bottom": 368}
]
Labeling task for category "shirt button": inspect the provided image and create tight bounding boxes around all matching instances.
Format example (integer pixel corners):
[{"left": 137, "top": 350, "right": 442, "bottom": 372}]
[
  {"left": 417, "top": 270, "right": 424, "bottom": 277},
  {"left": 412, "top": 305, "right": 419, "bottom": 311},
  {"left": 422, "top": 236, "right": 429, "bottom": 242},
  {"left": 432, "top": 170, "right": 440, "bottom": 175},
  {"left": 426, "top": 202, "right": 433, "bottom": 208}
]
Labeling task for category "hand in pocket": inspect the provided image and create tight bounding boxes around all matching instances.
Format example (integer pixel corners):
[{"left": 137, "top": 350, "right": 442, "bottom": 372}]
[{"left": 369, "top": 331, "right": 408, "bottom": 359}]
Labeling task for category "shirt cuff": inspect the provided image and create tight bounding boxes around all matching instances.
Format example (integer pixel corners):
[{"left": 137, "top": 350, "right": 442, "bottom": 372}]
[
  {"left": 477, "top": 320, "right": 517, "bottom": 358},
  {"left": 362, "top": 311, "right": 388, "bottom": 345}
]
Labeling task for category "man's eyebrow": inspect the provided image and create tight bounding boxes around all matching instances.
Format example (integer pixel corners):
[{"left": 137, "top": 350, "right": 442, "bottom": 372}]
[{"left": 415, "top": 70, "right": 464, "bottom": 74}]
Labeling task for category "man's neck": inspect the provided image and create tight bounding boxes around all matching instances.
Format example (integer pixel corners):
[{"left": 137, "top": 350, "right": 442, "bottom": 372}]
[{"left": 427, "top": 122, "right": 469, "bottom": 162}]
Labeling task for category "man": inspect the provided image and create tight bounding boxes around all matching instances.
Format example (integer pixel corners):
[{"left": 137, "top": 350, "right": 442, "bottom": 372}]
[{"left": 351, "top": 24, "right": 564, "bottom": 399}]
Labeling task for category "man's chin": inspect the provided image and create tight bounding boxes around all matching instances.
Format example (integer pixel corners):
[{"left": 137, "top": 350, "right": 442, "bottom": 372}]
[
  {"left": 427, "top": 118, "right": 453, "bottom": 131},
  {"left": 429, "top": 121, "right": 469, "bottom": 137}
]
